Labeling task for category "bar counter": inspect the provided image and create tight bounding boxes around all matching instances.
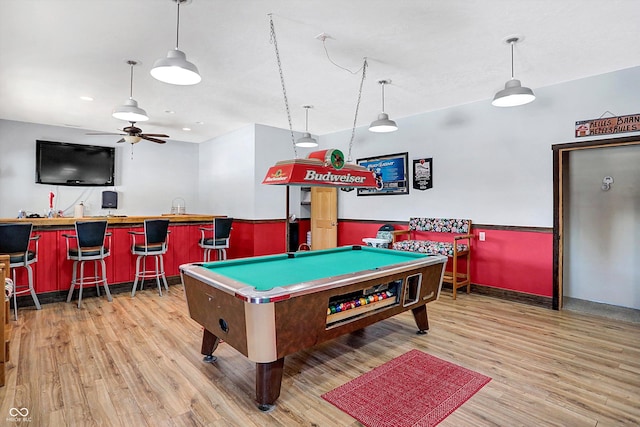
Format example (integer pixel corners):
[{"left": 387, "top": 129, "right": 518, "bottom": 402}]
[
  {"left": 1, "top": 214, "right": 218, "bottom": 228},
  {"left": 1, "top": 214, "right": 221, "bottom": 299}
]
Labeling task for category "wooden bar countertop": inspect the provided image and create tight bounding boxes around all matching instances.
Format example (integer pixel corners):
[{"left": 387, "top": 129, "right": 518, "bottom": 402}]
[{"left": 0, "top": 214, "right": 219, "bottom": 227}]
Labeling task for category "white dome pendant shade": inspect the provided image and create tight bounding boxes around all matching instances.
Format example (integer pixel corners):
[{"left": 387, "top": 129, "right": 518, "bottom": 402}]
[
  {"left": 492, "top": 79, "right": 535, "bottom": 107},
  {"left": 296, "top": 132, "right": 318, "bottom": 148},
  {"left": 296, "top": 105, "right": 318, "bottom": 148},
  {"left": 151, "top": 0, "right": 201, "bottom": 85},
  {"left": 492, "top": 37, "right": 535, "bottom": 107},
  {"left": 151, "top": 49, "right": 201, "bottom": 85},
  {"left": 369, "top": 80, "right": 398, "bottom": 133},
  {"left": 112, "top": 60, "right": 149, "bottom": 122}
]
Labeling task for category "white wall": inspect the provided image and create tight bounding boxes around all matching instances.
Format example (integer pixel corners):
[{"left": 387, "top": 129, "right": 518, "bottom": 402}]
[
  {"left": 320, "top": 66, "right": 640, "bottom": 227},
  {"left": 565, "top": 145, "right": 640, "bottom": 309},
  {"left": 254, "top": 124, "right": 318, "bottom": 220},
  {"left": 197, "top": 122, "right": 315, "bottom": 220},
  {"left": 197, "top": 124, "right": 256, "bottom": 217},
  {"left": 0, "top": 119, "right": 199, "bottom": 217}
]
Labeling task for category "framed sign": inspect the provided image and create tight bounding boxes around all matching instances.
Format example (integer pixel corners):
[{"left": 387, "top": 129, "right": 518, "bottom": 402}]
[
  {"left": 575, "top": 113, "right": 640, "bottom": 138},
  {"left": 413, "top": 158, "right": 432, "bottom": 190},
  {"left": 356, "top": 152, "right": 409, "bottom": 196}
]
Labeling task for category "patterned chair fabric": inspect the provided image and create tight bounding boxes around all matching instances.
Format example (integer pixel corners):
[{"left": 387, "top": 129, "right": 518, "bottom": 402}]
[
  {"left": 393, "top": 240, "right": 468, "bottom": 257},
  {"left": 408, "top": 218, "right": 470, "bottom": 234},
  {"left": 392, "top": 218, "right": 471, "bottom": 256},
  {"left": 375, "top": 224, "right": 395, "bottom": 248}
]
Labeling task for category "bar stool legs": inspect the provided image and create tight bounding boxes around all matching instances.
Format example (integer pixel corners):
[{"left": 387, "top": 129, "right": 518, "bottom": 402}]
[
  {"left": 131, "top": 254, "right": 169, "bottom": 297},
  {"left": 66, "top": 259, "right": 112, "bottom": 308},
  {"left": 11, "top": 264, "right": 41, "bottom": 321}
]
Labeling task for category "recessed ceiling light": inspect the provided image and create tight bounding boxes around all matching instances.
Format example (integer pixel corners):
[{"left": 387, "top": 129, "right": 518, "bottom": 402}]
[
  {"left": 80, "top": 96, "right": 94, "bottom": 101},
  {"left": 182, "top": 127, "right": 191, "bottom": 131},
  {"left": 165, "top": 110, "right": 175, "bottom": 114},
  {"left": 195, "top": 121, "right": 204, "bottom": 125}
]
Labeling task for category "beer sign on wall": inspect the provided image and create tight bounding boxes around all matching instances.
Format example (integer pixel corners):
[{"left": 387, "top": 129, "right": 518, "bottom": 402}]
[
  {"left": 575, "top": 113, "right": 640, "bottom": 138},
  {"left": 262, "top": 149, "right": 378, "bottom": 188}
]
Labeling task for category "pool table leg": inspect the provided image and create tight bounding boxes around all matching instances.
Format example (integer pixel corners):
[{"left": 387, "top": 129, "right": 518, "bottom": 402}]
[
  {"left": 411, "top": 305, "right": 429, "bottom": 335},
  {"left": 256, "top": 357, "right": 285, "bottom": 412},
  {"left": 201, "top": 328, "right": 220, "bottom": 363}
]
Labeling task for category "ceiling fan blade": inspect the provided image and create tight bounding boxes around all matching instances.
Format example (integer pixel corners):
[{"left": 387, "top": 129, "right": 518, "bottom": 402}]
[
  {"left": 142, "top": 136, "right": 167, "bottom": 144},
  {"left": 116, "top": 138, "right": 125, "bottom": 143},
  {"left": 140, "top": 133, "right": 170, "bottom": 138},
  {"left": 86, "top": 132, "right": 125, "bottom": 136}
]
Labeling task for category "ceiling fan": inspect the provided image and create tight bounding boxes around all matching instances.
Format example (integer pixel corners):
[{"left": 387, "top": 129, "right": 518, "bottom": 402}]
[{"left": 87, "top": 122, "right": 169, "bottom": 144}]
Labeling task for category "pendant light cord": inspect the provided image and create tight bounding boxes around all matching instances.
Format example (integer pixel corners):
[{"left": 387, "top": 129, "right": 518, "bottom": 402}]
[
  {"left": 322, "top": 39, "right": 365, "bottom": 75},
  {"left": 269, "top": 14, "right": 298, "bottom": 158},
  {"left": 347, "top": 58, "right": 368, "bottom": 162}
]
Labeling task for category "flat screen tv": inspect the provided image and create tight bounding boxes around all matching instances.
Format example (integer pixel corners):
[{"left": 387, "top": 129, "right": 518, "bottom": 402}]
[{"left": 36, "top": 140, "right": 115, "bottom": 186}]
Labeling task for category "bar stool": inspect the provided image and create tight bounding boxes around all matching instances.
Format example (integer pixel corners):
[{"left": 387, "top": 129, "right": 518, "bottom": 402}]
[
  {"left": 198, "top": 217, "right": 233, "bottom": 262},
  {"left": 63, "top": 220, "right": 112, "bottom": 308},
  {"left": 0, "top": 223, "right": 42, "bottom": 320},
  {"left": 130, "top": 219, "right": 170, "bottom": 297}
]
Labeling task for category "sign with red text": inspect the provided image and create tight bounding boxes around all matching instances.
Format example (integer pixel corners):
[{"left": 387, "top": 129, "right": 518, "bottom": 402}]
[
  {"left": 262, "top": 159, "right": 377, "bottom": 188},
  {"left": 575, "top": 114, "right": 640, "bottom": 138}
]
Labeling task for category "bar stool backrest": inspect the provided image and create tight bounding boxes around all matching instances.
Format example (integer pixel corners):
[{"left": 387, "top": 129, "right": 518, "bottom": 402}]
[
  {"left": 214, "top": 217, "right": 233, "bottom": 240},
  {"left": 0, "top": 223, "right": 33, "bottom": 255},
  {"left": 145, "top": 219, "right": 170, "bottom": 246},
  {"left": 75, "top": 221, "right": 108, "bottom": 248}
]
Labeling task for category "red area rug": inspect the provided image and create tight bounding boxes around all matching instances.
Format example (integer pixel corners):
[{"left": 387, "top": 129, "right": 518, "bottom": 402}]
[{"left": 322, "top": 349, "right": 491, "bottom": 427}]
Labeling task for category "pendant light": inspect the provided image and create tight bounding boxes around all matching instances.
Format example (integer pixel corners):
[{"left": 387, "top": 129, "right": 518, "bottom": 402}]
[
  {"left": 296, "top": 105, "right": 318, "bottom": 148},
  {"left": 492, "top": 37, "right": 535, "bottom": 107},
  {"left": 151, "top": 0, "right": 201, "bottom": 85},
  {"left": 369, "top": 79, "right": 398, "bottom": 133},
  {"left": 112, "top": 60, "right": 149, "bottom": 122}
]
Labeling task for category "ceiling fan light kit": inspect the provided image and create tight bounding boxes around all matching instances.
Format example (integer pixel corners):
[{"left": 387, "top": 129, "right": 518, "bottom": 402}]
[
  {"left": 492, "top": 36, "right": 536, "bottom": 107},
  {"left": 151, "top": 0, "right": 201, "bottom": 85},
  {"left": 123, "top": 135, "right": 143, "bottom": 144},
  {"left": 369, "top": 80, "right": 398, "bottom": 133}
]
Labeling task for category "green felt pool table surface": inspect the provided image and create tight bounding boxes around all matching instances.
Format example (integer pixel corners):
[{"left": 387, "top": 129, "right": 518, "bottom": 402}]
[{"left": 199, "top": 246, "right": 429, "bottom": 291}]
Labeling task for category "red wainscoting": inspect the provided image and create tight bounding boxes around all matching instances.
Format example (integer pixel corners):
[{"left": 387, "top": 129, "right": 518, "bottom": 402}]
[
  {"left": 21, "top": 223, "right": 208, "bottom": 295},
  {"left": 165, "top": 224, "right": 204, "bottom": 275},
  {"left": 226, "top": 220, "right": 288, "bottom": 260},
  {"left": 338, "top": 221, "right": 553, "bottom": 298}
]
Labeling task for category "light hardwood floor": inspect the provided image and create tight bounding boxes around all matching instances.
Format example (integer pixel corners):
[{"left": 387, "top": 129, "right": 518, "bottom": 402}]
[{"left": 1, "top": 285, "right": 639, "bottom": 426}]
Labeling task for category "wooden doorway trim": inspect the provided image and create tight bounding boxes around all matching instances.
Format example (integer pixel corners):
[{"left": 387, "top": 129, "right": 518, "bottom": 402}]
[{"left": 552, "top": 135, "right": 640, "bottom": 310}]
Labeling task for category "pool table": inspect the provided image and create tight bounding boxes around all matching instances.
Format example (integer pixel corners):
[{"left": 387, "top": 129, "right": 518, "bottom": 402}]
[{"left": 180, "top": 245, "right": 447, "bottom": 411}]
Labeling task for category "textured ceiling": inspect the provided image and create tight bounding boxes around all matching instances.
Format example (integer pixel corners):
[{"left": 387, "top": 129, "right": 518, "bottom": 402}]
[{"left": 1, "top": 0, "right": 639, "bottom": 143}]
